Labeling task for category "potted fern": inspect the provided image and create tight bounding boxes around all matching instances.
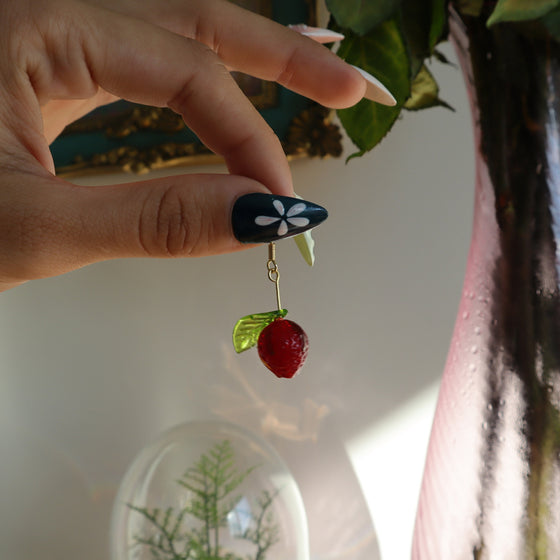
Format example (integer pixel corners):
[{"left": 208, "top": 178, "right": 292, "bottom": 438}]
[{"left": 327, "top": 1, "right": 560, "bottom": 558}]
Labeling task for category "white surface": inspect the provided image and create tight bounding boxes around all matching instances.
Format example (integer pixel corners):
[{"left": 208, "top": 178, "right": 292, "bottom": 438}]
[
  {"left": 0, "top": 45, "right": 473, "bottom": 559},
  {"left": 346, "top": 383, "right": 439, "bottom": 560}
]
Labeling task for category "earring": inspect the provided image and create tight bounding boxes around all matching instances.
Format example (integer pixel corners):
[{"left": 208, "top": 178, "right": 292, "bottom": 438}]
[{"left": 232, "top": 242, "right": 309, "bottom": 379}]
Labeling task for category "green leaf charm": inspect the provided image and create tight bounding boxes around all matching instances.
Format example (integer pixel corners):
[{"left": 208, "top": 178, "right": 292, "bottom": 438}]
[
  {"left": 293, "top": 193, "right": 316, "bottom": 266},
  {"left": 294, "top": 231, "right": 315, "bottom": 267},
  {"left": 487, "top": 0, "right": 560, "bottom": 26},
  {"left": 233, "top": 309, "right": 288, "bottom": 353}
]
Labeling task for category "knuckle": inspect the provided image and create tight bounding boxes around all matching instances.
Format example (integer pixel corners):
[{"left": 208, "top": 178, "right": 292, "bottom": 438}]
[
  {"left": 138, "top": 185, "right": 202, "bottom": 257},
  {"left": 167, "top": 41, "right": 227, "bottom": 113},
  {"left": 275, "top": 48, "right": 300, "bottom": 90}
]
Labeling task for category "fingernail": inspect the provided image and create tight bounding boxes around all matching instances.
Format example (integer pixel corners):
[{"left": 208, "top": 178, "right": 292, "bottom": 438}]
[
  {"left": 289, "top": 24, "right": 345, "bottom": 43},
  {"left": 351, "top": 65, "right": 397, "bottom": 106},
  {"left": 232, "top": 193, "right": 328, "bottom": 244}
]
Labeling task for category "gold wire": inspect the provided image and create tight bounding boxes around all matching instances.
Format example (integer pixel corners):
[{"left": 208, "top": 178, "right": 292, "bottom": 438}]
[{"left": 266, "top": 242, "right": 282, "bottom": 310}]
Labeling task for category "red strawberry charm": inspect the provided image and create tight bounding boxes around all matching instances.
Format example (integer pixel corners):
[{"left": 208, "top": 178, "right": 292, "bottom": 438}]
[
  {"left": 232, "top": 242, "right": 312, "bottom": 379},
  {"left": 257, "top": 318, "right": 309, "bottom": 378},
  {"left": 232, "top": 310, "right": 309, "bottom": 379}
]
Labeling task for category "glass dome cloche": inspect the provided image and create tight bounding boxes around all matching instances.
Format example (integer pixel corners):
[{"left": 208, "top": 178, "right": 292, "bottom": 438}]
[{"left": 110, "top": 420, "right": 309, "bottom": 560}]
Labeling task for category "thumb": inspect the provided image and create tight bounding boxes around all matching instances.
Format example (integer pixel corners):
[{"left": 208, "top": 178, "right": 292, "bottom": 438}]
[{"left": 0, "top": 171, "right": 326, "bottom": 288}]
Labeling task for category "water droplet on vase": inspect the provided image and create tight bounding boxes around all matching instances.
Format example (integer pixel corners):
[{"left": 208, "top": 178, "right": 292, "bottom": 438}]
[
  {"left": 474, "top": 326, "right": 481, "bottom": 335},
  {"left": 471, "top": 345, "right": 478, "bottom": 355},
  {"left": 462, "top": 311, "right": 470, "bottom": 320}
]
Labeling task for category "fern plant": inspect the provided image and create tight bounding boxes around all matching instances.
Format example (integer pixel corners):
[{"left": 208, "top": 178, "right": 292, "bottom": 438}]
[{"left": 128, "top": 440, "right": 280, "bottom": 560}]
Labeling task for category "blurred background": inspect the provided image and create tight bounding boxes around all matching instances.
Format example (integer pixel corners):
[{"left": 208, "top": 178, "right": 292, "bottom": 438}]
[{"left": 0, "top": 36, "right": 474, "bottom": 560}]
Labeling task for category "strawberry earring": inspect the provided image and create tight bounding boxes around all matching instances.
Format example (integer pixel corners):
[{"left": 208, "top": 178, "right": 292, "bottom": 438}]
[
  {"left": 230, "top": 192, "right": 328, "bottom": 379},
  {"left": 232, "top": 242, "right": 309, "bottom": 379}
]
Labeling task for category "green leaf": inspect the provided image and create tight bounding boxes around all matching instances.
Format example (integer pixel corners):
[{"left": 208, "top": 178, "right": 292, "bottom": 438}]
[
  {"left": 232, "top": 309, "right": 288, "bottom": 353},
  {"left": 429, "top": 0, "right": 449, "bottom": 50},
  {"left": 336, "top": 19, "right": 410, "bottom": 155},
  {"left": 400, "top": 0, "right": 449, "bottom": 77},
  {"left": 487, "top": 0, "right": 560, "bottom": 26},
  {"left": 326, "top": 0, "right": 402, "bottom": 35},
  {"left": 404, "top": 64, "right": 454, "bottom": 111},
  {"left": 293, "top": 231, "right": 315, "bottom": 266},
  {"left": 293, "top": 193, "right": 316, "bottom": 266},
  {"left": 400, "top": 0, "right": 433, "bottom": 77}
]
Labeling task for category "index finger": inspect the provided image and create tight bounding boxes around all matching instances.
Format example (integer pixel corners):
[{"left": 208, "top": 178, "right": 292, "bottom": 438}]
[
  {"left": 90, "top": 0, "right": 367, "bottom": 109},
  {"left": 18, "top": 1, "right": 293, "bottom": 195}
]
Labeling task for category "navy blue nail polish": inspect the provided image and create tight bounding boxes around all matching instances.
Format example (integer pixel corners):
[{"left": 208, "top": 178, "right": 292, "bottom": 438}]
[{"left": 232, "top": 193, "right": 328, "bottom": 243}]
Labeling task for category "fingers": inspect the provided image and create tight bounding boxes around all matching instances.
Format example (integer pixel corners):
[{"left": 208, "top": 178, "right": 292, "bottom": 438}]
[
  {"left": 15, "top": 1, "right": 292, "bottom": 196},
  {"left": 0, "top": 170, "right": 268, "bottom": 287},
  {"left": 92, "top": 10, "right": 292, "bottom": 195},
  {"left": 89, "top": 0, "right": 367, "bottom": 109},
  {"left": 188, "top": 0, "right": 366, "bottom": 109}
]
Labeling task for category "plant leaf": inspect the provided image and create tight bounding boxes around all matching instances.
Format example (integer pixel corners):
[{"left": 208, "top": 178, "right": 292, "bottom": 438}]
[
  {"left": 405, "top": 64, "right": 454, "bottom": 111},
  {"left": 487, "top": 0, "right": 560, "bottom": 26},
  {"left": 232, "top": 309, "right": 288, "bottom": 353},
  {"left": 400, "top": 0, "right": 449, "bottom": 77},
  {"left": 429, "top": 0, "right": 449, "bottom": 50},
  {"left": 325, "top": 0, "right": 402, "bottom": 35},
  {"left": 400, "top": 0, "right": 433, "bottom": 77},
  {"left": 336, "top": 19, "right": 411, "bottom": 156}
]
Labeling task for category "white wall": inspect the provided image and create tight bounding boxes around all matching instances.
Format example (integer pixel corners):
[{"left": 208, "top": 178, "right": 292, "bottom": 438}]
[{"left": 0, "top": 43, "right": 473, "bottom": 560}]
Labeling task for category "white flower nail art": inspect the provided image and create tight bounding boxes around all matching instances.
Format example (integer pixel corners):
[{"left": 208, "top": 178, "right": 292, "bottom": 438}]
[{"left": 255, "top": 199, "right": 310, "bottom": 237}]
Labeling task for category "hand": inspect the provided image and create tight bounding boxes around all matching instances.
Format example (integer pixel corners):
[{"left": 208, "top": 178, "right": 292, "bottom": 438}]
[{"left": 0, "top": 0, "right": 371, "bottom": 292}]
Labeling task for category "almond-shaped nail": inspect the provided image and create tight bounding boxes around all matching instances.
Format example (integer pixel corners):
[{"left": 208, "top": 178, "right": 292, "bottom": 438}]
[
  {"left": 351, "top": 65, "right": 397, "bottom": 106},
  {"left": 232, "top": 193, "right": 328, "bottom": 244},
  {"left": 289, "top": 24, "right": 345, "bottom": 43}
]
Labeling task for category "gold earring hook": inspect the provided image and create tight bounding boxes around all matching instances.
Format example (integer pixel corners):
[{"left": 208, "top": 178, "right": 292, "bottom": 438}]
[{"left": 266, "top": 242, "right": 282, "bottom": 311}]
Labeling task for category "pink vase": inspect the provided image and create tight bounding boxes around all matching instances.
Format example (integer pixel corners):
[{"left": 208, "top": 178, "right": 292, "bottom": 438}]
[{"left": 413, "top": 6, "right": 560, "bottom": 559}]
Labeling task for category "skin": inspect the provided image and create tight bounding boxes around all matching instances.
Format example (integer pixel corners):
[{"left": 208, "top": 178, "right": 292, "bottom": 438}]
[{"left": 0, "top": 0, "right": 365, "bottom": 292}]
